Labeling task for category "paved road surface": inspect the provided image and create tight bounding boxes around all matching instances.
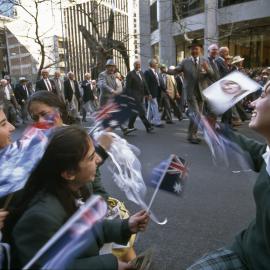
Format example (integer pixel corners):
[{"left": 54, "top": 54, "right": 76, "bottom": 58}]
[{"left": 13, "top": 118, "right": 263, "bottom": 269}]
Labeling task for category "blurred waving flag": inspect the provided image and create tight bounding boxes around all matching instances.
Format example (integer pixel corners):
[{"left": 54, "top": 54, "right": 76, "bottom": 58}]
[
  {"left": 23, "top": 195, "right": 107, "bottom": 270},
  {"left": 150, "top": 155, "right": 189, "bottom": 196},
  {"left": 94, "top": 94, "right": 139, "bottom": 128},
  {"left": 0, "top": 126, "right": 52, "bottom": 198}
]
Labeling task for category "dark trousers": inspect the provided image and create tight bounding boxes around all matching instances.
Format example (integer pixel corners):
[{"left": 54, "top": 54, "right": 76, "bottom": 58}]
[
  {"left": 161, "top": 92, "right": 172, "bottom": 121},
  {"left": 187, "top": 98, "right": 204, "bottom": 139},
  {"left": 128, "top": 102, "right": 151, "bottom": 129},
  {"left": 169, "top": 97, "right": 182, "bottom": 119},
  {"left": 221, "top": 108, "right": 232, "bottom": 125}
]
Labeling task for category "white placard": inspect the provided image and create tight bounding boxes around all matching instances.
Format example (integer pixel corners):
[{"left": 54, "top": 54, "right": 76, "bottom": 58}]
[{"left": 203, "top": 71, "right": 261, "bottom": 115}]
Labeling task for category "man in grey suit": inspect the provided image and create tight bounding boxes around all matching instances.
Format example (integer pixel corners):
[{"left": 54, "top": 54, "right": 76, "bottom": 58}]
[
  {"left": 53, "top": 71, "right": 65, "bottom": 102},
  {"left": 172, "top": 39, "right": 214, "bottom": 144},
  {"left": 97, "top": 59, "right": 118, "bottom": 107}
]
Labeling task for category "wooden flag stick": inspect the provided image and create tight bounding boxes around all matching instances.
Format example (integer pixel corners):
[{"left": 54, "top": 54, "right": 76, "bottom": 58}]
[
  {"left": 147, "top": 155, "right": 174, "bottom": 212},
  {"left": 3, "top": 193, "right": 14, "bottom": 210}
]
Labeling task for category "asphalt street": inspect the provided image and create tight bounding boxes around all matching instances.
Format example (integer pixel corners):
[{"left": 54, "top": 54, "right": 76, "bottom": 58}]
[{"left": 12, "top": 117, "right": 263, "bottom": 270}]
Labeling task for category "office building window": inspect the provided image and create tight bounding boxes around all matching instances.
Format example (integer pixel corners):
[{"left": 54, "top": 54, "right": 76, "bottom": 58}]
[
  {"left": 218, "top": 0, "right": 254, "bottom": 8},
  {"left": 173, "top": 0, "right": 204, "bottom": 20},
  {"left": 150, "top": 1, "right": 158, "bottom": 32}
]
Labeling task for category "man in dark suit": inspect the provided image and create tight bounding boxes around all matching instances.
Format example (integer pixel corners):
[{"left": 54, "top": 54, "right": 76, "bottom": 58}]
[
  {"left": 172, "top": 39, "right": 214, "bottom": 144},
  {"left": 81, "top": 72, "right": 95, "bottom": 122},
  {"left": 53, "top": 70, "right": 65, "bottom": 101},
  {"left": 126, "top": 60, "right": 153, "bottom": 133},
  {"left": 207, "top": 44, "right": 220, "bottom": 83},
  {"left": 144, "top": 59, "right": 163, "bottom": 127},
  {"left": 175, "top": 72, "right": 185, "bottom": 117},
  {"left": 64, "top": 71, "right": 81, "bottom": 119},
  {"left": 35, "top": 69, "right": 57, "bottom": 93},
  {"left": 14, "top": 77, "right": 31, "bottom": 123}
]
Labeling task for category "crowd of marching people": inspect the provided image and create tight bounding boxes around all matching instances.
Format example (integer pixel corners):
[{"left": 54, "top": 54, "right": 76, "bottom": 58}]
[{"left": 0, "top": 37, "right": 270, "bottom": 270}]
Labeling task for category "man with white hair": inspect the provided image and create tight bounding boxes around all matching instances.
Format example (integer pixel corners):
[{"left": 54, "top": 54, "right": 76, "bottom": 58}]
[
  {"left": 53, "top": 70, "right": 65, "bottom": 101},
  {"left": 98, "top": 59, "right": 118, "bottom": 107},
  {"left": 35, "top": 69, "right": 57, "bottom": 93},
  {"left": 126, "top": 60, "right": 153, "bottom": 133},
  {"left": 0, "top": 78, "right": 19, "bottom": 126},
  {"left": 64, "top": 71, "right": 81, "bottom": 120},
  {"left": 81, "top": 72, "right": 96, "bottom": 122},
  {"left": 216, "top": 46, "right": 234, "bottom": 126},
  {"left": 207, "top": 44, "right": 220, "bottom": 82}
]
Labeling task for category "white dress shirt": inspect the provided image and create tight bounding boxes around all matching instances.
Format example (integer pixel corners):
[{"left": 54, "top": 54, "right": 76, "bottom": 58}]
[
  {"left": 4, "top": 86, "right": 10, "bottom": 100},
  {"left": 262, "top": 146, "right": 270, "bottom": 176}
]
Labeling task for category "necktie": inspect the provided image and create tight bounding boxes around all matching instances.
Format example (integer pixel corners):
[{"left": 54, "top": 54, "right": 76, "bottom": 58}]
[
  {"left": 194, "top": 57, "right": 198, "bottom": 68},
  {"left": 24, "top": 85, "right": 28, "bottom": 97},
  {"left": 45, "top": 79, "right": 52, "bottom": 91},
  {"left": 58, "top": 79, "right": 61, "bottom": 91},
  {"left": 137, "top": 71, "right": 142, "bottom": 81}
]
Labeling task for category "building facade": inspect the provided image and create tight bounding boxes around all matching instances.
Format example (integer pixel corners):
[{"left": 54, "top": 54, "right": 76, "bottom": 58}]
[
  {"left": 139, "top": 0, "right": 270, "bottom": 69},
  {"left": 1, "top": 0, "right": 66, "bottom": 81},
  {"left": 64, "top": 0, "right": 139, "bottom": 80}
]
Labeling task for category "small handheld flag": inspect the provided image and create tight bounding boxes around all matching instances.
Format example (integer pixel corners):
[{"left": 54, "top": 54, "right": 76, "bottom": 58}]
[
  {"left": 23, "top": 195, "right": 107, "bottom": 270},
  {"left": 150, "top": 155, "right": 189, "bottom": 196},
  {"left": 146, "top": 155, "right": 189, "bottom": 218},
  {"left": 0, "top": 126, "right": 52, "bottom": 198},
  {"left": 93, "top": 95, "right": 139, "bottom": 129}
]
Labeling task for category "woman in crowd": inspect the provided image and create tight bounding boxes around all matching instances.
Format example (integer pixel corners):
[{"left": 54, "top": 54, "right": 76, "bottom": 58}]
[
  {"left": 9, "top": 126, "right": 149, "bottom": 269},
  {"left": 27, "top": 91, "right": 137, "bottom": 261},
  {"left": 187, "top": 81, "right": 270, "bottom": 270},
  {"left": 0, "top": 104, "right": 15, "bottom": 268}
]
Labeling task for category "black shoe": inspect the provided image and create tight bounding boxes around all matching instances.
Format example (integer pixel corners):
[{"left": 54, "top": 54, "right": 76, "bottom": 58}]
[
  {"left": 166, "top": 120, "right": 174, "bottom": 124},
  {"left": 188, "top": 137, "right": 200, "bottom": 144},
  {"left": 123, "top": 128, "right": 136, "bottom": 135},
  {"left": 82, "top": 119, "right": 87, "bottom": 122},
  {"left": 154, "top": 124, "right": 164, "bottom": 128},
  {"left": 146, "top": 126, "right": 154, "bottom": 133}
]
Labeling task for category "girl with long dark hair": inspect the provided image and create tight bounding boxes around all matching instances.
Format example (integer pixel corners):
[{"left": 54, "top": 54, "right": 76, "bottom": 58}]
[{"left": 9, "top": 126, "right": 148, "bottom": 270}]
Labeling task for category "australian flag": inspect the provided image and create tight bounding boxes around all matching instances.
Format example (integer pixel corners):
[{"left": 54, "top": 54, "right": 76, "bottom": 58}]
[
  {"left": 0, "top": 126, "right": 52, "bottom": 198},
  {"left": 23, "top": 195, "right": 107, "bottom": 270},
  {"left": 150, "top": 155, "right": 189, "bottom": 196},
  {"left": 94, "top": 94, "right": 139, "bottom": 128}
]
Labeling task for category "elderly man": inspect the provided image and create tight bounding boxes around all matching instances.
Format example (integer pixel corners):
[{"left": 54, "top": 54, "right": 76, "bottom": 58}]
[
  {"left": 170, "top": 39, "right": 214, "bottom": 144},
  {"left": 36, "top": 69, "right": 57, "bottom": 93},
  {"left": 207, "top": 44, "right": 220, "bottom": 82},
  {"left": 97, "top": 59, "right": 118, "bottom": 107},
  {"left": 14, "top": 77, "right": 31, "bottom": 124},
  {"left": 0, "top": 78, "right": 19, "bottom": 126},
  {"left": 216, "top": 46, "right": 234, "bottom": 126},
  {"left": 64, "top": 71, "right": 81, "bottom": 120},
  {"left": 53, "top": 70, "right": 65, "bottom": 101},
  {"left": 126, "top": 60, "right": 153, "bottom": 133},
  {"left": 81, "top": 72, "right": 96, "bottom": 122},
  {"left": 144, "top": 59, "right": 164, "bottom": 127}
]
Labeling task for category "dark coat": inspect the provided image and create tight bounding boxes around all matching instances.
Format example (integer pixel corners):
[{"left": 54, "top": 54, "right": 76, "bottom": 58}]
[
  {"left": 14, "top": 84, "right": 31, "bottom": 105},
  {"left": 216, "top": 57, "right": 231, "bottom": 78},
  {"left": 175, "top": 56, "right": 214, "bottom": 102},
  {"left": 125, "top": 70, "right": 150, "bottom": 102},
  {"left": 11, "top": 191, "right": 131, "bottom": 270},
  {"left": 175, "top": 75, "right": 183, "bottom": 96},
  {"left": 64, "top": 79, "right": 81, "bottom": 103},
  {"left": 144, "top": 69, "right": 160, "bottom": 98},
  {"left": 208, "top": 56, "right": 220, "bottom": 82},
  {"left": 81, "top": 80, "right": 95, "bottom": 103},
  {"left": 35, "top": 79, "right": 57, "bottom": 94}
]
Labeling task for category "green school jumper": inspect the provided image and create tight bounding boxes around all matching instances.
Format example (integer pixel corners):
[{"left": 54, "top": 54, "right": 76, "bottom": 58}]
[{"left": 227, "top": 131, "right": 270, "bottom": 269}]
